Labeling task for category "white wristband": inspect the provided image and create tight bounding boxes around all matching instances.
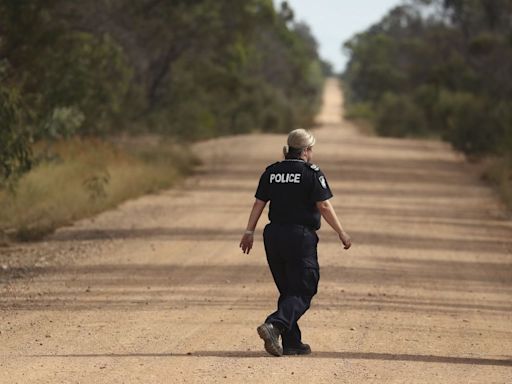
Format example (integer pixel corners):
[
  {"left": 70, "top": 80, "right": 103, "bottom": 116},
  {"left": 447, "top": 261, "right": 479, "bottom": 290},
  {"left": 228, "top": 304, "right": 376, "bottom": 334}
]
[{"left": 244, "top": 230, "right": 254, "bottom": 235}]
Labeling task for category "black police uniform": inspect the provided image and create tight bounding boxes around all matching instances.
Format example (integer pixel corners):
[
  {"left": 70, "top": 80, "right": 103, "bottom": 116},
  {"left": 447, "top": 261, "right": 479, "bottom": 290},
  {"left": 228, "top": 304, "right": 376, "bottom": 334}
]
[{"left": 255, "top": 158, "right": 333, "bottom": 348}]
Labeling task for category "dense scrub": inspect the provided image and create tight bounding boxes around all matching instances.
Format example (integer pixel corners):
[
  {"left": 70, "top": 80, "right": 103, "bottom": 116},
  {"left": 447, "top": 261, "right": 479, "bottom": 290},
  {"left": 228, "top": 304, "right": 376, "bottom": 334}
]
[
  {"left": 343, "top": 0, "right": 512, "bottom": 158},
  {"left": 0, "top": 0, "right": 326, "bottom": 184},
  {"left": 342, "top": 0, "right": 512, "bottom": 208}
]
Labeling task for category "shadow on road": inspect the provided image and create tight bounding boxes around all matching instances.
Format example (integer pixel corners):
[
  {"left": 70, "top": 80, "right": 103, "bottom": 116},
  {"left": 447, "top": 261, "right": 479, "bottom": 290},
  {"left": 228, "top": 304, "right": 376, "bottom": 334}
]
[
  {"left": 44, "top": 226, "right": 512, "bottom": 255},
  {"left": 30, "top": 351, "right": 512, "bottom": 366},
  {"left": 2, "top": 259, "right": 512, "bottom": 314}
]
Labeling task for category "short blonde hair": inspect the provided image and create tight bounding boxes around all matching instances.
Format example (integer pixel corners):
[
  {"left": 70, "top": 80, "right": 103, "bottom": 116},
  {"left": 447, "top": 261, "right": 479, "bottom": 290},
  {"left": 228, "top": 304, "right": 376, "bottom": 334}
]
[{"left": 283, "top": 128, "right": 316, "bottom": 156}]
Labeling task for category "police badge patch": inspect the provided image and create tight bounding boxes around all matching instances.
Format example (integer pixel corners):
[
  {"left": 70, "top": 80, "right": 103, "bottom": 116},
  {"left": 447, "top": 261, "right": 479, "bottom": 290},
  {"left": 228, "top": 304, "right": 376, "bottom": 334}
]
[{"left": 319, "top": 175, "right": 327, "bottom": 189}]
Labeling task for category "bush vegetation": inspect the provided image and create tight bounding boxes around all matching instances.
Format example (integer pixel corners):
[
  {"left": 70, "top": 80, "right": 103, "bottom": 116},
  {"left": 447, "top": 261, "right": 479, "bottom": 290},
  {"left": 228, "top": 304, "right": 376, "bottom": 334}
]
[
  {"left": 342, "top": 0, "right": 512, "bottom": 208},
  {"left": 0, "top": 1, "right": 328, "bottom": 239},
  {"left": 0, "top": 0, "right": 327, "bottom": 183}
]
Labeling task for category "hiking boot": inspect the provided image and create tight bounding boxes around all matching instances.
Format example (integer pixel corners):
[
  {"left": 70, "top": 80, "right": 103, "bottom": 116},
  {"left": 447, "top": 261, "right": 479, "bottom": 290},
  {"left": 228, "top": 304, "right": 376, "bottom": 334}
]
[
  {"left": 257, "top": 323, "right": 283, "bottom": 357},
  {"left": 283, "top": 343, "right": 311, "bottom": 355}
]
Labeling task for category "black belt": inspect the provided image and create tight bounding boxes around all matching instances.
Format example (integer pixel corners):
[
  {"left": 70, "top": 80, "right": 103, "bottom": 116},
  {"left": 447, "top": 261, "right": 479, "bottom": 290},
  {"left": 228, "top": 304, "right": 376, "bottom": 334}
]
[{"left": 269, "top": 222, "right": 316, "bottom": 232}]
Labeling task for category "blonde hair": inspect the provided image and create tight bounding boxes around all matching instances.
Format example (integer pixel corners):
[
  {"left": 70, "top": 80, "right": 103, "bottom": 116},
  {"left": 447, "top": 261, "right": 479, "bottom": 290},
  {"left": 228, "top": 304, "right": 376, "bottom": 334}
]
[{"left": 283, "top": 128, "right": 316, "bottom": 156}]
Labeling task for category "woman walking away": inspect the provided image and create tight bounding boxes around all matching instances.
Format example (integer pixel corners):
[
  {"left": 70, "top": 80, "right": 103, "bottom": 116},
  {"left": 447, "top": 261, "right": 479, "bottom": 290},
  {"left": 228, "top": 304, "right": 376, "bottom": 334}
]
[{"left": 239, "top": 128, "right": 351, "bottom": 356}]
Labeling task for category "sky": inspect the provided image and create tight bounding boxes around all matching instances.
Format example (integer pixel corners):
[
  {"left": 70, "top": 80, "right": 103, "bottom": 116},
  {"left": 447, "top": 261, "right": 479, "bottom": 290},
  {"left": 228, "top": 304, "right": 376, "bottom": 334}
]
[{"left": 274, "top": 0, "right": 402, "bottom": 72}]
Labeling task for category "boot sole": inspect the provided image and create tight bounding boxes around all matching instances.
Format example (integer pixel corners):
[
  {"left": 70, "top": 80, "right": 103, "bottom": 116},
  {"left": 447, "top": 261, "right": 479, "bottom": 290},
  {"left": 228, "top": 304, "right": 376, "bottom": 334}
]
[
  {"left": 283, "top": 348, "right": 312, "bottom": 356},
  {"left": 257, "top": 324, "right": 283, "bottom": 357}
]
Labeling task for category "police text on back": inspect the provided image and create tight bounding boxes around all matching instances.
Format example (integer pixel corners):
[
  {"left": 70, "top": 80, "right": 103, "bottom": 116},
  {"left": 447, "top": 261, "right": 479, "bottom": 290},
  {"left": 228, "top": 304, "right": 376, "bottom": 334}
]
[{"left": 269, "top": 173, "right": 301, "bottom": 184}]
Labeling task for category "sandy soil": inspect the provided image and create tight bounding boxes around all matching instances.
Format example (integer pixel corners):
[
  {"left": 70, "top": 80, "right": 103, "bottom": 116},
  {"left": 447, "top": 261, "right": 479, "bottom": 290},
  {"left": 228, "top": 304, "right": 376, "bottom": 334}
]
[{"left": 1, "top": 79, "right": 511, "bottom": 383}]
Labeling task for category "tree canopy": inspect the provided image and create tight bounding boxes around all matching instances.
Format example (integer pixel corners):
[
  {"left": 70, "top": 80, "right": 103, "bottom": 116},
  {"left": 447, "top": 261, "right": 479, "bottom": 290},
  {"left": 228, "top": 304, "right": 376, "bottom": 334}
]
[
  {"left": 343, "top": 0, "right": 512, "bottom": 157},
  {"left": 0, "top": 0, "right": 325, "bottom": 183}
]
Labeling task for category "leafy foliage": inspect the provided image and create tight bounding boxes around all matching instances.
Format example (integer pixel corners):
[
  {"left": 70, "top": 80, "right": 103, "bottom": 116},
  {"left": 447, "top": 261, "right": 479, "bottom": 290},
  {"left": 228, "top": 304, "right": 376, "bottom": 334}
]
[
  {"left": 343, "top": 0, "right": 512, "bottom": 156},
  {"left": 0, "top": 0, "right": 324, "bottom": 182},
  {"left": 0, "top": 85, "right": 31, "bottom": 185}
]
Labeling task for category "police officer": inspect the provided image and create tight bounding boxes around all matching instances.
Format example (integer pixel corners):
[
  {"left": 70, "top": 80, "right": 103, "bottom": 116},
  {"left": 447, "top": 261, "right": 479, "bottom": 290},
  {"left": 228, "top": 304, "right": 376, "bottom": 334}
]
[{"left": 239, "top": 128, "right": 351, "bottom": 357}]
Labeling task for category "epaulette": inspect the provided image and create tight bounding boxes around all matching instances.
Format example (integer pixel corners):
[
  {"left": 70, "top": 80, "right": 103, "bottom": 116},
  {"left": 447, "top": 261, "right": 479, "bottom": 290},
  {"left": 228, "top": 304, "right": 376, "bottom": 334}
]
[
  {"left": 266, "top": 161, "right": 280, "bottom": 170},
  {"left": 308, "top": 163, "right": 320, "bottom": 172}
]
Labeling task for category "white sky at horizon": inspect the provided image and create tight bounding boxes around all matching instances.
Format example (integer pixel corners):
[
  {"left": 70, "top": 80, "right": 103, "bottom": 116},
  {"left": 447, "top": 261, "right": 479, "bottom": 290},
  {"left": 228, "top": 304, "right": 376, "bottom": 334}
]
[{"left": 274, "top": 0, "right": 402, "bottom": 72}]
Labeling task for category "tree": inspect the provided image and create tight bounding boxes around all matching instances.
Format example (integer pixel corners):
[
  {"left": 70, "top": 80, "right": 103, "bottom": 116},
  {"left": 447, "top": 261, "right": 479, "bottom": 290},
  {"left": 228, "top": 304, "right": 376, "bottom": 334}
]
[
  {"left": 0, "top": 0, "right": 325, "bottom": 183},
  {"left": 343, "top": 0, "right": 512, "bottom": 156}
]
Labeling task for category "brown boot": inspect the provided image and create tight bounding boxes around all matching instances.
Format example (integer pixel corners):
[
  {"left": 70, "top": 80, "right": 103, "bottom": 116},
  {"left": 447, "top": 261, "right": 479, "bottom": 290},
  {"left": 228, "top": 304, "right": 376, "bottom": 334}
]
[{"left": 257, "top": 323, "right": 283, "bottom": 357}]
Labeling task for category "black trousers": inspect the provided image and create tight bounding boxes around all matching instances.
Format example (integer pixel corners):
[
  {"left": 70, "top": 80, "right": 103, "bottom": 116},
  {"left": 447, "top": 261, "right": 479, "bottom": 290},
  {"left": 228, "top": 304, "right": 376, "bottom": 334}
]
[{"left": 263, "top": 222, "right": 320, "bottom": 348}]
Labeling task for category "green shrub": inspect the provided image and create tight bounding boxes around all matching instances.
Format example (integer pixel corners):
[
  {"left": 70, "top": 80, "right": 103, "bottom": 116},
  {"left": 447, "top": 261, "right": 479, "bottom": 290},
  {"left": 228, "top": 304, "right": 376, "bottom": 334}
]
[
  {"left": 0, "top": 86, "right": 31, "bottom": 185},
  {"left": 375, "top": 93, "right": 427, "bottom": 137},
  {"left": 344, "top": 102, "right": 375, "bottom": 120},
  {"left": 436, "top": 91, "right": 498, "bottom": 155}
]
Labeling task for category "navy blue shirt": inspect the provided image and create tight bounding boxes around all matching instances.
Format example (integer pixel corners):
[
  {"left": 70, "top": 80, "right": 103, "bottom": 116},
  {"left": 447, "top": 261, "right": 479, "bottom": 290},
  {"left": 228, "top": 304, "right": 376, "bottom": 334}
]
[{"left": 255, "top": 159, "right": 333, "bottom": 230}]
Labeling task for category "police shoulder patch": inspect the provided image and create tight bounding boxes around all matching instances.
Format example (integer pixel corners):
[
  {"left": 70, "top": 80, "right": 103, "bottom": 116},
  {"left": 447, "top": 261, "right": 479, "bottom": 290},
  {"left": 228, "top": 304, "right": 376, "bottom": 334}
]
[
  {"left": 319, "top": 175, "right": 327, "bottom": 189},
  {"left": 309, "top": 163, "right": 320, "bottom": 172}
]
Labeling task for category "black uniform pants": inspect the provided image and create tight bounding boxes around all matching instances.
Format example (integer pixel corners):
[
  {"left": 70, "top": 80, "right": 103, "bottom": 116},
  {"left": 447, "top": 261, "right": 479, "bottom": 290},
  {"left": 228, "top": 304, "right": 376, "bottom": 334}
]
[{"left": 263, "top": 222, "right": 320, "bottom": 348}]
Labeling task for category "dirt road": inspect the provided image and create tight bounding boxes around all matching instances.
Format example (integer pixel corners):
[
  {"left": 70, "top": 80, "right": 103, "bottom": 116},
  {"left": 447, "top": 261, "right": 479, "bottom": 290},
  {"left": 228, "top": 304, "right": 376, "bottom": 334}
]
[{"left": 1, "top": 79, "right": 511, "bottom": 383}]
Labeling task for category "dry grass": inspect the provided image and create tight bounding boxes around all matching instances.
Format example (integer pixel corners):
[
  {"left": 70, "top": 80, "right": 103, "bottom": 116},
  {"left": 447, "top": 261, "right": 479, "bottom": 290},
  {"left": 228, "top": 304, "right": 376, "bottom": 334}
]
[
  {"left": 481, "top": 155, "right": 512, "bottom": 211},
  {"left": 0, "top": 137, "right": 199, "bottom": 241}
]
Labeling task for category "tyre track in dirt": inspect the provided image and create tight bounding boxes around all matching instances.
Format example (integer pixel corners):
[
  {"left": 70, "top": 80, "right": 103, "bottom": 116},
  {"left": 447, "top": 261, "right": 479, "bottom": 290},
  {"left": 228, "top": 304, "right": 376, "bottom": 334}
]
[{"left": 1, "top": 79, "right": 511, "bottom": 383}]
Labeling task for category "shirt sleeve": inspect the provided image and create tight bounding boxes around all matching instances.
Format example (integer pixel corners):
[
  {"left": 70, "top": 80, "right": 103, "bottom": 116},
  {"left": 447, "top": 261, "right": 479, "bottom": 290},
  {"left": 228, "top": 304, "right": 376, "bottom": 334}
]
[
  {"left": 255, "top": 170, "right": 270, "bottom": 202},
  {"left": 311, "top": 170, "right": 333, "bottom": 202}
]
